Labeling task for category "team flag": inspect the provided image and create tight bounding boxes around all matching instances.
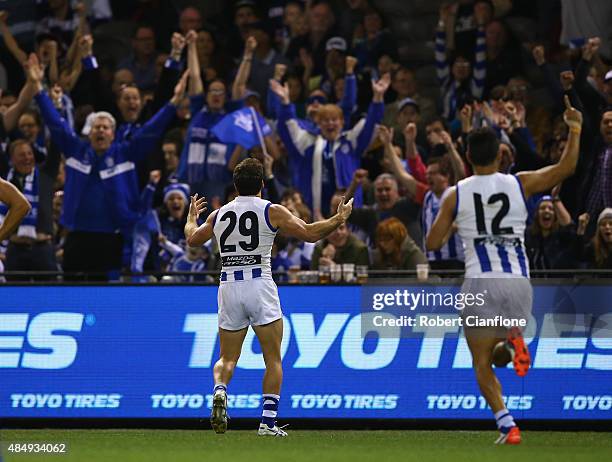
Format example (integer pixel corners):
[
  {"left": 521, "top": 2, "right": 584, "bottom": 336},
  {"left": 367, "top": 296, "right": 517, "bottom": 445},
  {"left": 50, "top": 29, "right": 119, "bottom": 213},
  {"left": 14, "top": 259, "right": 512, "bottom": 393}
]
[{"left": 212, "top": 107, "right": 272, "bottom": 149}]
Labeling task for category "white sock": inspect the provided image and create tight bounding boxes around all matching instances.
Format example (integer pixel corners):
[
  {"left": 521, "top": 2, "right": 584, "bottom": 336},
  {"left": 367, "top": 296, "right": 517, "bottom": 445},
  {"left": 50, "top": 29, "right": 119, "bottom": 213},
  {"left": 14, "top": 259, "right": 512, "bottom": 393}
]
[{"left": 494, "top": 408, "right": 516, "bottom": 430}]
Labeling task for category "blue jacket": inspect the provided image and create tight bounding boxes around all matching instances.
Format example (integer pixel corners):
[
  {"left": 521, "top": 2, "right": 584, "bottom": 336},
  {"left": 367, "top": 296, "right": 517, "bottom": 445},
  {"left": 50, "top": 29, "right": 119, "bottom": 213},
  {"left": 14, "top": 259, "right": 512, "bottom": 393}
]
[
  {"left": 277, "top": 101, "right": 383, "bottom": 213},
  {"left": 35, "top": 91, "right": 176, "bottom": 232}
]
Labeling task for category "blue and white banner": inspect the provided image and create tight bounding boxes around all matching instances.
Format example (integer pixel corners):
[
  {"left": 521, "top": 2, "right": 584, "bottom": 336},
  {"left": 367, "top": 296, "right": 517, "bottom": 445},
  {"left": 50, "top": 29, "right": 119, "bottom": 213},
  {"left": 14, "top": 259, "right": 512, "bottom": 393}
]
[
  {"left": 0, "top": 284, "right": 610, "bottom": 419},
  {"left": 211, "top": 107, "right": 271, "bottom": 149}
]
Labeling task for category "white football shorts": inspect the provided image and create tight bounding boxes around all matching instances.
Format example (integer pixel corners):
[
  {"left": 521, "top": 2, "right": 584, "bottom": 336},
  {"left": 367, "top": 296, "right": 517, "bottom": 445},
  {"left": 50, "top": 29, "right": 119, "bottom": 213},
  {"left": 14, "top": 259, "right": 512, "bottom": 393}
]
[
  {"left": 459, "top": 276, "right": 533, "bottom": 327},
  {"left": 217, "top": 277, "right": 283, "bottom": 330}
]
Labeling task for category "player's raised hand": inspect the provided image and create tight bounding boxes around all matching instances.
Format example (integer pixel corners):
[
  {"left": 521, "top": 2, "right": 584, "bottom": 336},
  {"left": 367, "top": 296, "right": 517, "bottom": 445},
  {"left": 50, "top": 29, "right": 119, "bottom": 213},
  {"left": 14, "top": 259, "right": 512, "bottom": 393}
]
[
  {"left": 563, "top": 95, "right": 582, "bottom": 131},
  {"left": 337, "top": 196, "right": 354, "bottom": 222},
  {"left": 189, "top": 193, "right": 207, "bottom": 220}
]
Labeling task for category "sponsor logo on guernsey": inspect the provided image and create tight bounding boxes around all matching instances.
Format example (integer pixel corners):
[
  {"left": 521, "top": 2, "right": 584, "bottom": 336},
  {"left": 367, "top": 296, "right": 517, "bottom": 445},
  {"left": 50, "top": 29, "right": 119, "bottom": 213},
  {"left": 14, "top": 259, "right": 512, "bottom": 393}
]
[{"left": 222, "top": 255, "right": 262, "bottom": 266}]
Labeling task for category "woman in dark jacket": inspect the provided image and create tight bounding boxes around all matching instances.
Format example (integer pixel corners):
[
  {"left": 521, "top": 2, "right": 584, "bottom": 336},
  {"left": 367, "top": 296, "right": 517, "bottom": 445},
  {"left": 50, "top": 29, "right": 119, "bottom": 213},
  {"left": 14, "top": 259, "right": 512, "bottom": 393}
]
[{"left": 525, "top": 195, "right": 581, "bottom": 270}]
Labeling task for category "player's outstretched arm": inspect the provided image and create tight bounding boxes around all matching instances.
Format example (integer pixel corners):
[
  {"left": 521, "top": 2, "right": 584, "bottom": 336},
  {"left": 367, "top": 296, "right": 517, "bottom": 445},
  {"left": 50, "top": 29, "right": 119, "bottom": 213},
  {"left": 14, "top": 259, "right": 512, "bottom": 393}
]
[
  {"left": 426, "top": 187, "right": 457, "bottom": 251},
  {"left": 184, "top": 194, "right": 211, "bottom": 247},
  {"left": 269, "top": 197, "right": 354, "bottom": 243},
  {"left": 517, "top": 96, "right": 582, "bottom": 198},
  {"left": 0, "top": 178, "right": 31, "bottom": 241}
]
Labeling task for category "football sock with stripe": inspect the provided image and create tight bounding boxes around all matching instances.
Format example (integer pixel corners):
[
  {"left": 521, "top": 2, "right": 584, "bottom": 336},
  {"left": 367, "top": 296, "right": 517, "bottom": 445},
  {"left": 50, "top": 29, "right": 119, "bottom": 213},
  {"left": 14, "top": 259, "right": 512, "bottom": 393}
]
[
  {"left": 494, "top": 408, "right": 516, "bottom": 433},
  {"left": 261, "top": 394, "right": 280, "bottom": 428}
]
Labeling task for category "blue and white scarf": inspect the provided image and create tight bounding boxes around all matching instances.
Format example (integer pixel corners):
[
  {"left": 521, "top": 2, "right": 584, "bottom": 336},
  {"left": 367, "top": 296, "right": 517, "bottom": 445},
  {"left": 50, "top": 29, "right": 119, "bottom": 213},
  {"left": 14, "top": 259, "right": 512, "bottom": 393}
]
[{"left": 0, "top": 168, "right": 38, "bottom": 239}]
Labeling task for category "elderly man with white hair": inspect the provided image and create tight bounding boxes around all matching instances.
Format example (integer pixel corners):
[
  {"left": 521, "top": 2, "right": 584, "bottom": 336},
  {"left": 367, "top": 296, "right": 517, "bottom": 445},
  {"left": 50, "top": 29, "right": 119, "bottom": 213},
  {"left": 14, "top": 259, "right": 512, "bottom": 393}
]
[{"left": 27, "top": 54, "right": 187, "bottom": 280}]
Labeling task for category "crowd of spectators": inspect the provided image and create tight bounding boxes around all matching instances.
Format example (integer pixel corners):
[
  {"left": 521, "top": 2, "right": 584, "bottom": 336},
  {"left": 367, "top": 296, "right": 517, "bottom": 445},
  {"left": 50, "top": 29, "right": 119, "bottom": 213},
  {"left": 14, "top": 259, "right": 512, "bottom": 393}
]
[{"left": 0, "top": 0, "right": 611, "bottom": 282}]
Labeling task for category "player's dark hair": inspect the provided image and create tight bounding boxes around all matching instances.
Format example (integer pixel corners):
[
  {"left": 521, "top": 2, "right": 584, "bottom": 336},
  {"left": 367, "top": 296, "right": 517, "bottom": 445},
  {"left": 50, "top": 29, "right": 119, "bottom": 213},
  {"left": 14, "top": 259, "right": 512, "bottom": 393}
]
[
  {"left": 467, "top": 127, "right": 500, "bottom": 166},
  {"left": 233, "top": 158, "right": 264, "bottom": 195}
]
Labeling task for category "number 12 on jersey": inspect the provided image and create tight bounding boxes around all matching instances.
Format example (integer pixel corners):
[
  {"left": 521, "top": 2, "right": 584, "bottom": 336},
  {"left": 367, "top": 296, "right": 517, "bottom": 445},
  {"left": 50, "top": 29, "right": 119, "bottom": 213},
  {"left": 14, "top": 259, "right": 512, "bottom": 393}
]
[{"left": 473, "top": 193, "right": 514, "bottom": 235}]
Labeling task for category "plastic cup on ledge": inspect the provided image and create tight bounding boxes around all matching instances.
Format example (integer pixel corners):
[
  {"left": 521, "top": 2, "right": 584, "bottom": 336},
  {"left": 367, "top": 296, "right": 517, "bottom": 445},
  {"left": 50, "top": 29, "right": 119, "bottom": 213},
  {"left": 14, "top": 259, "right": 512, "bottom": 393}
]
[
  {"left": 342, "top": 263, "right": 355, "bottom": 283},
  {"left": 330, "top": 264, "right": 342, "bottom": 283},
  {"left": 416, "top": 263, "right": 430, "bottom": 282}
]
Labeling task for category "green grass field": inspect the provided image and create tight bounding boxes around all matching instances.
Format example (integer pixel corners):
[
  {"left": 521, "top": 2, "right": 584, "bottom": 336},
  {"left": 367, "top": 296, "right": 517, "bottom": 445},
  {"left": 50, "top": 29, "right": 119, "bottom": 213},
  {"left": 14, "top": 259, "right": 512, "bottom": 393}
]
[{"left": 2, "top": 429, "right": 611, "bottom": 462}]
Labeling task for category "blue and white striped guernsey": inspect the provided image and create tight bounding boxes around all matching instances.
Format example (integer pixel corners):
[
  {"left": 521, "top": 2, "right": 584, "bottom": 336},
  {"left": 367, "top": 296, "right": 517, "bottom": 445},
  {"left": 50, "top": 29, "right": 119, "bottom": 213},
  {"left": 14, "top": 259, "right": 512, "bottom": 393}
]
[
  {"left": 422, "top": 188, "right": 464, "bottom": 262},
  {"left": 455, "top": 173, "right": 530, "bottom": 278},
  {"left": 213, "top": 196, "right": 278, "bottom": 282}
]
